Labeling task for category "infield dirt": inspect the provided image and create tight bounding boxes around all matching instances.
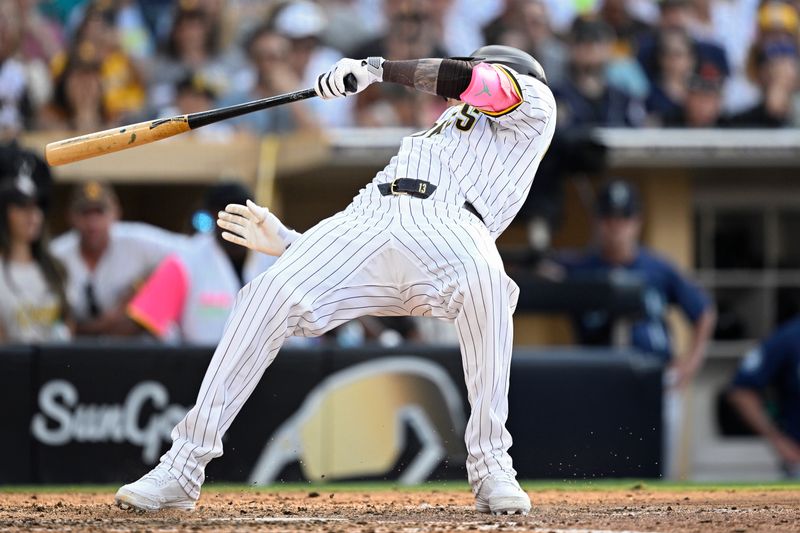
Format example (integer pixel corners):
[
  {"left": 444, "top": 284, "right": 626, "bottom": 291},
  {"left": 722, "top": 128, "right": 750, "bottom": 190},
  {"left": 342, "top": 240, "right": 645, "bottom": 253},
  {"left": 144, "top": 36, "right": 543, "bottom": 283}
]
[{"left": 0, "top": 486, "right": 798, "bottom": 532}]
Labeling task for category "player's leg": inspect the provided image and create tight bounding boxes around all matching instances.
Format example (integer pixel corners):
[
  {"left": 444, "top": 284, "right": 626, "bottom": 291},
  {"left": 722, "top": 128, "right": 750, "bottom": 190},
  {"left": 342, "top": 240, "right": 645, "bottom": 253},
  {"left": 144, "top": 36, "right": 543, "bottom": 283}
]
[
  {"left": 394, "top": 206, "right": 528, "bottom": 514},
  {"left": 116, "top": 210, "right": 395, "bottom": 510}
]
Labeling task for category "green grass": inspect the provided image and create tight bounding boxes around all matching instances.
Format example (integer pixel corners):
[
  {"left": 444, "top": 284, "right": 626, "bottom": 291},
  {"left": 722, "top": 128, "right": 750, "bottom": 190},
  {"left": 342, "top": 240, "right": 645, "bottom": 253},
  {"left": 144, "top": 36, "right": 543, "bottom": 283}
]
[{"left": 0, "top": 479, "right": 797, "bottom": 494}]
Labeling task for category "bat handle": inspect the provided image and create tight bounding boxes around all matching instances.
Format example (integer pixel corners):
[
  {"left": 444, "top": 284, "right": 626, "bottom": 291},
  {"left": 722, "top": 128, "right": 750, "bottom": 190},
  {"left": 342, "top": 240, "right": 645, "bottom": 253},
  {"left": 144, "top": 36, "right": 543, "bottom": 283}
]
[{"left": 343, "top": 73, "right": 358, "bottom": 94}]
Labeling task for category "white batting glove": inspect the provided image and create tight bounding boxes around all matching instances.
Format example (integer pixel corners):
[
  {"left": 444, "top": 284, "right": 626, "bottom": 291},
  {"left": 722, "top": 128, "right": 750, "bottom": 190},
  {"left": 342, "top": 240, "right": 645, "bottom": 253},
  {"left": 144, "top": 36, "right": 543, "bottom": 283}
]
[
  {"left": 216, "top": 200, "right": 299, "bottom": 257},
  {"left": 315, "top": 57, "right": 384, "bottom": 99}
]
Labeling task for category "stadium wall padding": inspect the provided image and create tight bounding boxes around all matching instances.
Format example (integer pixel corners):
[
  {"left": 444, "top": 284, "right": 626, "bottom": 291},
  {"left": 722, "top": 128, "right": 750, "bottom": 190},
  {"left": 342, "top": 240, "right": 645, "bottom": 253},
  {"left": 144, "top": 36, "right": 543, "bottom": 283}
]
[{"left": 1, "top": 344, "right": 662, "bottom": 484}]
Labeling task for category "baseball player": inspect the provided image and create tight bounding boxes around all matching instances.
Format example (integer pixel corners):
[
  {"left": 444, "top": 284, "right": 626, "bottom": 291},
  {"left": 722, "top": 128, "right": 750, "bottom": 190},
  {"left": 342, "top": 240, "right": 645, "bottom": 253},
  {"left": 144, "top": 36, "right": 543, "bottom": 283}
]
[
  {"left": 115, "top": 45, "right": 556, "bottom": 515},
  {"left": 729, "top": 316, "right": 800, "bottom": 478}
]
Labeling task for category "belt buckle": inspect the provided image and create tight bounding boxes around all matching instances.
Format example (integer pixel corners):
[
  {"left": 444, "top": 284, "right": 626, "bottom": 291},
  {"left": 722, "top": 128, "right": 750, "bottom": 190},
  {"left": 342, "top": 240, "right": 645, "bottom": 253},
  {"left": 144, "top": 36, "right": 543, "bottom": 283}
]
[{"left": 390, "top": 178, "right": 407, "bottom": 196}]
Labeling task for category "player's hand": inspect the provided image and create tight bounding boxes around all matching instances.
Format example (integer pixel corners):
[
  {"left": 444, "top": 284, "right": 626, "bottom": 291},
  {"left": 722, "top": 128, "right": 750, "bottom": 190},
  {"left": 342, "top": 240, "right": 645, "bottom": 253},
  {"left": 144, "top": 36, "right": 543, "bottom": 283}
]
[
  {"left": 217, "top": 200, "right": 286, "bottom": 257},
  {"left": 670, "top": 358, "right": 701, "bottom": 390},
  {"left": 315, "top": 57, "right": 384, "bottom": 99},
  {"left": 772, "top": 433, "right": 800, "bottom": 466}
]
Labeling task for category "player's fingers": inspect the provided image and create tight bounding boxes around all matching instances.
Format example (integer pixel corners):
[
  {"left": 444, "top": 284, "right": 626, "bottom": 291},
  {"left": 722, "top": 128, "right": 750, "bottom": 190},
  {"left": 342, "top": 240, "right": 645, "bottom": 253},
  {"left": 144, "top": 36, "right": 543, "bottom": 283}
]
[
  {"left": 221, "top": 231, "right": 252, "bottom": 250},
  {"left": 315, "top": 73, "right": 330, "bottom": 99},
  {"left": 246, "top": 199, "right": 268, "bottom": 222},
  {"left": 225, "top": 203, "right": 256, "bottom": 221},
  {"left": 217, "top": 210, "right": 248, "bottom": 227},
  {"left": 332, "top": 67, "right": 346, "bottom": 96},
  {"left": 323, "top": 71, "right": 338, "bottom": 98},
  {"left": 216, "top": 216, "right": 247, "bottom": 235}
]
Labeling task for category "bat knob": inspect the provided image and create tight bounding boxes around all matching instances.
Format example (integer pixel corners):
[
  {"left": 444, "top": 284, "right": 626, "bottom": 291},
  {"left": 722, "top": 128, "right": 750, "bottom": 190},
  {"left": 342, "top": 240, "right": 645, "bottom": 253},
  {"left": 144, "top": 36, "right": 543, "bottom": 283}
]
[{"left": 343, "top": 73, "right": 358, "bottom": 94}]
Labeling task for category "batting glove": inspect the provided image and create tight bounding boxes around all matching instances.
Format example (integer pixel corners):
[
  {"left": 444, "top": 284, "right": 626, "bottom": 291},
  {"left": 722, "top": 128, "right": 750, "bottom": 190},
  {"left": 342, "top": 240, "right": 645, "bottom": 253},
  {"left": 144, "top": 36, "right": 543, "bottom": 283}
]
[
  {"left": 315, "top": 57, "right": 384, "bottom": 99},
  {"left": 216, "top": 200, "right": 300, "bottom": 257}
]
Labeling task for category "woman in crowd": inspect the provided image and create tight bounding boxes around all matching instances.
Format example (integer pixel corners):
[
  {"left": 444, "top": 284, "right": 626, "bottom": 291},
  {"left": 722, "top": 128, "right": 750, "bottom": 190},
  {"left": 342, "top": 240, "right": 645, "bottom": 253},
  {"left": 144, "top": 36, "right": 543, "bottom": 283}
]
[
  {"left": 39, "top": 42, "right": 107, "bottom": 132},
  {"left": 50, "top": 1, "right": 146, "bottom": 126},
  {"left": 148, "top": 5, "right": 240, "bottom": 112},
  {"left": 0, "top": 171, "right": 71, "bottom": 343},
  {"left": 646, "top": 27, "right": 697, "bottom": 125}
]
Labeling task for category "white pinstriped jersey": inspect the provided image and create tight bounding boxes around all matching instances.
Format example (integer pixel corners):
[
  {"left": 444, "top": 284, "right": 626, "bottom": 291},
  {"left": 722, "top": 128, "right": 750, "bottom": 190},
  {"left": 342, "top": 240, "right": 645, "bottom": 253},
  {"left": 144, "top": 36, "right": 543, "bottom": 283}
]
[
  {"left": 157, "top": 66, "right": 558, "bottom": 499},
  {"left": 352, "top": 68, "right": 557, "bottom": 239}
]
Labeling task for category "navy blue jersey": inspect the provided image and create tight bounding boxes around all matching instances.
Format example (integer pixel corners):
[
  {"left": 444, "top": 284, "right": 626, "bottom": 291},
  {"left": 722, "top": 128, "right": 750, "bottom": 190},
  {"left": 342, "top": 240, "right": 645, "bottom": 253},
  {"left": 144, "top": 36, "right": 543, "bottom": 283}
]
[
  {"left": 732, "top": 317, "right": 800, "bottom": 443},
  {"left": 558, "top": 247, "right": 711, "bottom": 360}
]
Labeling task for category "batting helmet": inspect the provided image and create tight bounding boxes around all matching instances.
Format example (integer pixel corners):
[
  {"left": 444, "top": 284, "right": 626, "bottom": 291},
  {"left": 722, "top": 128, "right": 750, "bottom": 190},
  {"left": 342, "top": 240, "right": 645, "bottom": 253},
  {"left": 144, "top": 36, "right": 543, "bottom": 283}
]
[{"left": 463, "top": 45, "right": 547, "bottom": 85}]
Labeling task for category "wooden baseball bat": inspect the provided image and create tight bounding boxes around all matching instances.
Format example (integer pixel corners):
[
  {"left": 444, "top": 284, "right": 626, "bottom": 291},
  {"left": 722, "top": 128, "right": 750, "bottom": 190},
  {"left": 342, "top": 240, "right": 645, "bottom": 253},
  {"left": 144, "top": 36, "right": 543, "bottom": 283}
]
[{"left": 45, "top": 75, "right": 356, "bottom": 167}]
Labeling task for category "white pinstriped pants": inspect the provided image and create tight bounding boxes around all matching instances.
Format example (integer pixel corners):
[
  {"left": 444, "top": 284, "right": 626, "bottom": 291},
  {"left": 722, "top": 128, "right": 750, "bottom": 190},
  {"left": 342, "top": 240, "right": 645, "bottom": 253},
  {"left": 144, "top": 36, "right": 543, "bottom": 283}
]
[{"left": 161, "top": 195, "right": 520, "bottom": 498}]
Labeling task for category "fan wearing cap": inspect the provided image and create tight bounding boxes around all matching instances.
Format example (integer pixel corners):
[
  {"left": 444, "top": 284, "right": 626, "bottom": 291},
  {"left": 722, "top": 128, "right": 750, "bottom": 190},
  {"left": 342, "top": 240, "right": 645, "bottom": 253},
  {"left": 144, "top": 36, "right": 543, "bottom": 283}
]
[
  {"left": 217, "top": 27, "right": 317, "bottom": 136},
  {"left": 272, "top": 0, "right": 353, "bottom": 127},
  {"left": 636, "top": 0, "right": 730, "bottom": 89},
  {"left": 553, "top": 17, "right": 646, "bottom": 128},
  {"left": 727, "top": 1, "right": 800, "bottom": 127},
  {"left": 125, "top": 183, "right": 277, "bottom": 345},
  {"left": 50, "top": 181, "right": 188, "bottom": 338},
  {"left": 558, "top": 180, "right": 716, "bottom": 385},
  {"left": 158, "top": 72, "right": 235, "bottom": 142},
  {"left": 662, "top": 60, "right": 727, "bottom": 127},
  {"left": 0, "top": 171, "right": 71, "bottom": 343}
]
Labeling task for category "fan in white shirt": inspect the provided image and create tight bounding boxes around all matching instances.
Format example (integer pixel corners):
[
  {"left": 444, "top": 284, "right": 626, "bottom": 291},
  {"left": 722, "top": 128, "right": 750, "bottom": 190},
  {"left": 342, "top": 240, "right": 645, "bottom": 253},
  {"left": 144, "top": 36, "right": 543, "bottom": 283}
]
[
  {"left": 50, "top": 182, "right": 188, "bottom": 338},
  {"left": 0, "top": 173, "right": 70, "bottom": 343}
]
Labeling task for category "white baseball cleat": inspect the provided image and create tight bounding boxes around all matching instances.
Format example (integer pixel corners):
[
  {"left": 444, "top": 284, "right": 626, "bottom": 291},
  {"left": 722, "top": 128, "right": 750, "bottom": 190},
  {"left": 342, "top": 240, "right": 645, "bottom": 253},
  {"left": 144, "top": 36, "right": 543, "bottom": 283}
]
[
  {"left": 115, "top": 466, "right": 196, "bottom": 512},
  {"left": 474, "top": 472, "right": 531, "bottom": 515}
]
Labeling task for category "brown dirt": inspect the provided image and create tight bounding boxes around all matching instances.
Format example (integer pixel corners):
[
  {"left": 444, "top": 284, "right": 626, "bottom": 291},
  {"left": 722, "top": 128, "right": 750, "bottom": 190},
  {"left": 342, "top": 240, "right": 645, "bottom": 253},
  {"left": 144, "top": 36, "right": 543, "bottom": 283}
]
[{"left": 0, "top": 488, "right": 798, "bottom": 533}]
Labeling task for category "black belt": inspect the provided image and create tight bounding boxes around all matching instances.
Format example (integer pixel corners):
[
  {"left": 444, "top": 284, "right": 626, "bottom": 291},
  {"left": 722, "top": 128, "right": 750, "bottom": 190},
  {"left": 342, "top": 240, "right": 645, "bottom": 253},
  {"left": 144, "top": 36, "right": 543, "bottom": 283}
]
[
  {"left": 378, "top": 178, "right": 484, "bottom": 224},
  {"left": 377, "top": 178, "right": 436, "bottom": 198}
]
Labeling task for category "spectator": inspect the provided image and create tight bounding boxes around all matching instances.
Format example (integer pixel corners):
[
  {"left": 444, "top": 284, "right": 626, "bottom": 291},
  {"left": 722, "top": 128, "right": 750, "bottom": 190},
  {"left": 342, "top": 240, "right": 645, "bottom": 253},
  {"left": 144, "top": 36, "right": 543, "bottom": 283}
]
[
  {"left": 557, "top": 180, "right": 716, "bottom": 381},
  {"left": 727, "top": 3, "right": 800, "bottom": 127},
  {"left": 160, "top": 72, "right": 234, "bottom": 142},
  {"left": 539, "top": 0, "right": 580, "bottom": 34},
  {"left": 148, "top": 5, "right": 240, "bottom": 112},
  {"left": 554, "top": 17, "right": 646, "bottom": 128},
  {"left": 597, "top": 0, "right": 654, "bottom": 99},
  {"left": 646, "top": 28, "right": 697, "bottom": 125},
  {"left": 273, "top": 0, "right": 353, "bottom": 127},
  {"left": 51, "top": 2, "right": 146, "bottom": 125},
  {"left": 637, "top": 0, "right": 730, "bottom": 87},
  {"left": 50, "top": 181, "right": 187, "bottom": 338},
  {"left": 351, "top": 0, "right": 448, "bottom": 127},
  {"left": 728, "top": 316, "right": 800, "bottom": 479},
  {"left": 126, "top": 183, "right": 276, "bottom": 345},
  {"left": 487, "top": 0, "right": 569, "bottom": 88},
  {"left": 318, "top": 0, "right": 376, "bottom": 54},
  {"left": 425, "top": 0, "right": 501, "bottom": 57},
  {"left": 0, "top": 1, "right": 35, "bottom": 137},
  {"left": 599, "top": 0, "right": 652, "bottom": 58},
  {"left": 352, "top": 0, "right": 447, "bottom": 60},
  {"left": 677, "top": 0, "right": 761, "bottom": 113},
  {"left": 0, "top": 165, "right": 70, "bottom": 343},
  {"left": 220, "top": 26, "right": 316, "bottom": 136},
  {"left": 663, "top": 60, "right": 726, "bottom": 127},
  {"left": 16, "top": 0, "right": 64, "bottom": 110},
  {"left": 39, "top": 42, "right": 107, "bottom": 132}
]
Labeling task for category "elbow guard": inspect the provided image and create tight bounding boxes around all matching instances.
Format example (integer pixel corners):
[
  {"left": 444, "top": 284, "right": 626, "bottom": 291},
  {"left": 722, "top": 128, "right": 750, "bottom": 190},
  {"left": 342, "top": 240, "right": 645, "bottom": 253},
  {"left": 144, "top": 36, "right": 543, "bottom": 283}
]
[{"left": 435, "top": 59, "right": 475, "bottom": 99}]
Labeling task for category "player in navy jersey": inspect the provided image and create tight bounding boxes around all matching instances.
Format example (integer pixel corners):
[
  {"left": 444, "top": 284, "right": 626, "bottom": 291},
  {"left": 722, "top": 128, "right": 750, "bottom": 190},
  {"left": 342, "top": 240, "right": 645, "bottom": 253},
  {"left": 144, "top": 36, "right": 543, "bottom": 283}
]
[
  {"left": 557, "top": 180, "right": 716, "bottom": 386},
  {"left": 729, "top": 317, "right": 800, "bottom": 478}
]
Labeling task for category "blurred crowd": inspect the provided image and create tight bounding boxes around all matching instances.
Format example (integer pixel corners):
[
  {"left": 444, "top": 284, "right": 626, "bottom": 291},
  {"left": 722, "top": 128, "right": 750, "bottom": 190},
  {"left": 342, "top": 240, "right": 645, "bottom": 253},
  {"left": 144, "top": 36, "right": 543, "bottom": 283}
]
[{"left": 0, "top": 0, "right": 799, "bottom": 139}]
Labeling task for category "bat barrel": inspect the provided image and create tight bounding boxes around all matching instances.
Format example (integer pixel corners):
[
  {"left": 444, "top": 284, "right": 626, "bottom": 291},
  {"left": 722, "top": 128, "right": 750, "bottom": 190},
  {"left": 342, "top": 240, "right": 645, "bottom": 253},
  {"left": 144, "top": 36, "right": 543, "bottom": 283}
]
[{"left": 45, "top": 117, "right": 191, "bottom": 167}]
